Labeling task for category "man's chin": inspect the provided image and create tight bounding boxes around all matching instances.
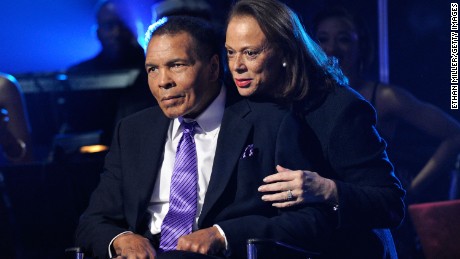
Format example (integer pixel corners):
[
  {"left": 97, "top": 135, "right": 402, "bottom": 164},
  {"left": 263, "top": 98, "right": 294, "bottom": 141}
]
[{"left": 160, "top": 107, "right": 186, "bottom": 119}]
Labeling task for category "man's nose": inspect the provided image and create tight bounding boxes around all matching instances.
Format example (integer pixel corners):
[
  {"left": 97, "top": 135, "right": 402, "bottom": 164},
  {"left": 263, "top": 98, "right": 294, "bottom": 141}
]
[{"left": 158, "top": 69, "right": 174, "bottom": 89}]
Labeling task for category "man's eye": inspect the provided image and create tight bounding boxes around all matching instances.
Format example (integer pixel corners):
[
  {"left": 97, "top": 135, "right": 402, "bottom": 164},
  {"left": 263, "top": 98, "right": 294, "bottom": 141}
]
[
  {"left": 147, "top": 67, "right": 158, "bottom": 73},
  {"left": 171, "top": 63, "right": 187, "bottom": 71},
  {"left": 171, "top": 63, "right": 185, "bottom": 69}
]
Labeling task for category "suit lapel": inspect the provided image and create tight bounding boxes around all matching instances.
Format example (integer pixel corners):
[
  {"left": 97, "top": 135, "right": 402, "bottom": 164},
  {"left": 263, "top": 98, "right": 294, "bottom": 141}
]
[
  {"left": 134, "top": 108, "right": 170, "bottom": 228},
  {"left": 199, "top": 99, "right": 252, "bottom": 225}
]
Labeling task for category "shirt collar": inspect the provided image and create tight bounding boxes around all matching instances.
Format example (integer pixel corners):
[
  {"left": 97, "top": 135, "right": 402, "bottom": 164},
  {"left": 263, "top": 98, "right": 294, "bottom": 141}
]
[{"left": 172, "top": 84, "right": 226, "bottom": 139}]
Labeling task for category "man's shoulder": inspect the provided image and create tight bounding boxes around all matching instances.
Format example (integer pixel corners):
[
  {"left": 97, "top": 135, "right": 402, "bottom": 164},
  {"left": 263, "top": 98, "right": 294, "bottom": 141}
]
[{"left": 119, "top": 106, "right": 167, "bottom": 127}]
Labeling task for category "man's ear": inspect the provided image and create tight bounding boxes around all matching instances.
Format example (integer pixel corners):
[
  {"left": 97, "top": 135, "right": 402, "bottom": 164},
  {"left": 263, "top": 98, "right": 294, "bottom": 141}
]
[{"left": 209, "top": 54, "right": 220, "bottom": 82}]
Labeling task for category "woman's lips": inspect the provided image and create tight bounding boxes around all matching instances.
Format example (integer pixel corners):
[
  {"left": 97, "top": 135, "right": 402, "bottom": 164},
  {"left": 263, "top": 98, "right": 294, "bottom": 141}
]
[{"left": 235, "top": 79, "right": 252, "bottom": 88}]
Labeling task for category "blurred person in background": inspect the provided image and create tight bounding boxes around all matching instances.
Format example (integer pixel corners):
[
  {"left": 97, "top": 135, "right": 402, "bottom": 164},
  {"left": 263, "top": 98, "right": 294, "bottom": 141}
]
[
  {"left": 68, "top": 0, "right": 145, "bottom": 73},
  {"left": 311, "top": 7, "right": 460, "bottom": 258},
  {"left": 151, "top": 0, "right": 212, "bottom": 22},
  {"left": 310, "top": 5, "right": 460, "bottom": 203},
  {"left": 66, "top": 0, "right": 154, "bottom": 142}
]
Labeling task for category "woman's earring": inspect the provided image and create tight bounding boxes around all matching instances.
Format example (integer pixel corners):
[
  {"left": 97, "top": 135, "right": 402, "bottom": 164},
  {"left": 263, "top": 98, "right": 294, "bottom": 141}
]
[{"left": 282, "top": 62, "right": 287, "bottom": 67}]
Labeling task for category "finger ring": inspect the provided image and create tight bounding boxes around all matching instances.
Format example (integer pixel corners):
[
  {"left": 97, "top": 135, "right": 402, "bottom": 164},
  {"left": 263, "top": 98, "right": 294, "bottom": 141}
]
[{"left": 286, "top": 190, "right": 293, "bottom": 200}]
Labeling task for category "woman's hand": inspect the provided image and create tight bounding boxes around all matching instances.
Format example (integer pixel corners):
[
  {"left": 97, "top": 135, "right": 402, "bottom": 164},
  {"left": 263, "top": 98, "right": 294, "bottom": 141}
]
[{"left": 258, "top": 165, "right": 338, "bottom": 208}]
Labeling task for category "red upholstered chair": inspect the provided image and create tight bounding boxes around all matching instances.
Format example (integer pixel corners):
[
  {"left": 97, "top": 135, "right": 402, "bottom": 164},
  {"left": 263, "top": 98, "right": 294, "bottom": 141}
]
[{"left": 408, "top": 199, "right": 460, "bottom": 259}]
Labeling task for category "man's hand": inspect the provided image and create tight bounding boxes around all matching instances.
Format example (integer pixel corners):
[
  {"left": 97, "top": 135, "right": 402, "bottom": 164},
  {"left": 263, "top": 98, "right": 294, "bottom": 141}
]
[
  {"left": 113, "top": 232, "right": 156, "bottom": 259},
  {"left": 177, "top": 226, "right": 225, "bottom": 255}
]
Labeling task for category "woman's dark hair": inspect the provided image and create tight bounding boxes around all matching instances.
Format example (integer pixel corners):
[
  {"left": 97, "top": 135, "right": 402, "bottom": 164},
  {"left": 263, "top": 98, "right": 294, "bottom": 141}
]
[
  {"left": 227, "top": 0, "right": 347, "bottom": 103},
  {"left": 311, "top": 6, "right": 374, "bottom": 73}
]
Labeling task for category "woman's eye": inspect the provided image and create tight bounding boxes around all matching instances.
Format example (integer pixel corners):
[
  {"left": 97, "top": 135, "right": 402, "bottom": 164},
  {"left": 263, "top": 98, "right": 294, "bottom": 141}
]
[
  {"left": 338, "top": 36, "right": 352, "bottom": 44},
  {"left": 317, "top": 37, "right": 329, "bottom": 44},
  {"left": 244, "top": 50, "right": 259, "bottom": 58},
  {"left": 226, "top": 49, "right": 235, "bottom": 57}
]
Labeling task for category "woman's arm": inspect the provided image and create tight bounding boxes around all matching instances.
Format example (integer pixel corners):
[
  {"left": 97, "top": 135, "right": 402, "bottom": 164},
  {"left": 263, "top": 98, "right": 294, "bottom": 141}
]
[
  {"left": 385, "top": 86, "right": 460, "bottom": 197},
  {"left": 260, "top": 90, "right": 405, "bottom": 229}
]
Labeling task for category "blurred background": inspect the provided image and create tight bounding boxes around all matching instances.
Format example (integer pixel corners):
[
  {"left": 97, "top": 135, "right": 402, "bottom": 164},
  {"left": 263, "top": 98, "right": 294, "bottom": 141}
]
[
  {"left": 0, "top": 0, "right": 455, "bottom": 258},
  {"left": 0, "top": 0, "right": 450, "bottom": 108}
]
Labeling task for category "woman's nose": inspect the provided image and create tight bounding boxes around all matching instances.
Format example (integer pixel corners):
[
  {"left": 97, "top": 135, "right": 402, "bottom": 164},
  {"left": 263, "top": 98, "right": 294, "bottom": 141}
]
[{"left": 231, "top": 53, "right": 246, "bottom": 73}]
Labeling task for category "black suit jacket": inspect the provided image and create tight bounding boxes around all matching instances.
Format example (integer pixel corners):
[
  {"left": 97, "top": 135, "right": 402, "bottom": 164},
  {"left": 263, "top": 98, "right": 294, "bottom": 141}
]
[
  {"left": 76, "top": 93, "right": 334, "bottom": 258},
  {"left": 302, "top": 85, "right": 406, "bottom": 258}
]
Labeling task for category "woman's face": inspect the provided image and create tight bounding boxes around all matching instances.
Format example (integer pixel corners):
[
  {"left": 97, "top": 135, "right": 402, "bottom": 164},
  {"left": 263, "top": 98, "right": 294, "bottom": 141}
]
[
  {"left": 315, "top": 17, "right": 360, "bottom": 76},
  {"left": 225, "top": 15, "right": 283, "bottom": 97}
]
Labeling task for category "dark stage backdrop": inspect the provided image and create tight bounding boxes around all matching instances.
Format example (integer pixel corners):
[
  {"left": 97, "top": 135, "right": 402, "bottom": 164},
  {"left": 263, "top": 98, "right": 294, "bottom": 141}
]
[{"left": 0, "top": 0, "right": 454, "bottom": 115}]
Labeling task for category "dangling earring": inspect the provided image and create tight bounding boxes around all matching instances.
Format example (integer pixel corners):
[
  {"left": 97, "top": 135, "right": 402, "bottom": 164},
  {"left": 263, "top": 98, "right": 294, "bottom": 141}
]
[{"left": 282, "top": 62, "right": 287, "bottom": 68}]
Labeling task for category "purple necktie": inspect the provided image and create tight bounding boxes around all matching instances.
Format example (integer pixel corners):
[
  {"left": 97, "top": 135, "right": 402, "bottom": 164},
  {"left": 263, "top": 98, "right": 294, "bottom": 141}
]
[{"left": 159, "top": 121, "right": 198, "bottom": 252}]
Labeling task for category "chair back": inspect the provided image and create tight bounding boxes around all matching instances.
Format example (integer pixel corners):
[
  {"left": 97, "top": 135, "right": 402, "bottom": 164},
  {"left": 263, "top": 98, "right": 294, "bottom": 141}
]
[{"left": 409, "top": 199, "right": 460, "bottom": 259}]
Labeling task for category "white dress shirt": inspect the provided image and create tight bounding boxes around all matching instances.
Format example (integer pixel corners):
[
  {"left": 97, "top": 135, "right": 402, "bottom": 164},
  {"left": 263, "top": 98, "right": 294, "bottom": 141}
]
[{"left": 147, "top": 86, "right": 226, "bottom": 234}]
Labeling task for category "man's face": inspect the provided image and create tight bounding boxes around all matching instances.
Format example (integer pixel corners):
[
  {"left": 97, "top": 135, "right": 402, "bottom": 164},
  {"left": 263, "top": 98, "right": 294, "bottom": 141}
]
[
  {"left": 96, "top": 2, "right": 133, "bottom": 55},
  {"left": 145, "top": 32, "right": 219, "bottom": 118}
]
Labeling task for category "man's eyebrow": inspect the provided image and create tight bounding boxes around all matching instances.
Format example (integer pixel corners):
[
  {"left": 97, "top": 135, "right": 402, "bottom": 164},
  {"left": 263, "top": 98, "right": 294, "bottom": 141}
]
[
  {"left": 145, "top": 62, "right": 157, "bottom": 69},
  {"left": 167, "top": 58, "right": 189, "bottom": 63},
  {"left": 145, "top": 58, "right": 190, "bottom": 67}
]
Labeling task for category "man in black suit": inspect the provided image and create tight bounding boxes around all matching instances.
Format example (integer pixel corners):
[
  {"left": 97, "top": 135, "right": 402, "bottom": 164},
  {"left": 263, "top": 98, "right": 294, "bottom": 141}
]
[{"left": 76, "top": 16, "right": 334, "bottom": 258}]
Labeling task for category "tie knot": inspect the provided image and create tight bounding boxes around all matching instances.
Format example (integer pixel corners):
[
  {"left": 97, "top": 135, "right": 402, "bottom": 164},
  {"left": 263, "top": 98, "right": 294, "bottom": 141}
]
[{"left": 182, "top": 121, "right": 198, "bottom": 135}]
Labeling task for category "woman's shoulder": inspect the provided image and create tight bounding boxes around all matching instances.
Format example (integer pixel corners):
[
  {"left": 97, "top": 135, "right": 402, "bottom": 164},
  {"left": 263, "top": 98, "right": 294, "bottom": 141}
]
[
  {"left": 373, "top": 82, "right": 403, "bottom": 99},
  {"left": 372, "top": 82, "right": 417, "bottom": 113},
  {"left": 0, "top": 74, "right": 22, "bottom": 104},
  {"left": 305, "top": 84, "right": 371, "bottom": 118},
  {"left": 302, "top": 84, "right": 380, "bottom": 153},
  {"left": 0, "top": 75, "right": 18, "bottom": 91},
  {"left": 303, "top": 84, "right": 376, "bottom": 133}
]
